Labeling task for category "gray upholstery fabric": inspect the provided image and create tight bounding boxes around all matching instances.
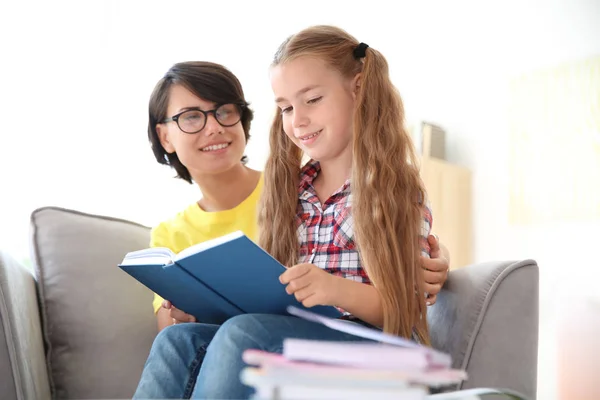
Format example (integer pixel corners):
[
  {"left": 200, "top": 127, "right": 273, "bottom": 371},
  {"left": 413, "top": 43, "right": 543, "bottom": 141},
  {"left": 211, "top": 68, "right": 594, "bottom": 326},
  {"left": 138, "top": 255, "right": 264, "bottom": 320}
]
[
  {"left": 428, "top": 260, "right": 539, "bottom": 399},
  {"left": 30, "top": 207, "right": 156, "bottom": 399},
  {"left": 0, "top": 252, "right": 51, "bottom": 400},
  {"left": 0, "top": 314, "right": 18, "bottom": 400}
]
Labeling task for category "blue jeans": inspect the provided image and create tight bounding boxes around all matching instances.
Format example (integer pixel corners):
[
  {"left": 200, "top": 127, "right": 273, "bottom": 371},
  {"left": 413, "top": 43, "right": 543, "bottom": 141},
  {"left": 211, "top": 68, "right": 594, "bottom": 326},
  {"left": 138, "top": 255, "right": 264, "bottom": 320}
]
[{"left": 133, "top": 314, "right": 373, "bottom": 399}]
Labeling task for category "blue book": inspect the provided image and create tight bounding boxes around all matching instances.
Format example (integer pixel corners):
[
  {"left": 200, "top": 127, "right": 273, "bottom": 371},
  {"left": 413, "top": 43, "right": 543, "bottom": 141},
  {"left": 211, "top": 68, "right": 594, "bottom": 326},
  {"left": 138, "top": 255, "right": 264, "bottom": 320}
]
[{"left": 118, "top": 231, "right": 342, "bottom": 324}]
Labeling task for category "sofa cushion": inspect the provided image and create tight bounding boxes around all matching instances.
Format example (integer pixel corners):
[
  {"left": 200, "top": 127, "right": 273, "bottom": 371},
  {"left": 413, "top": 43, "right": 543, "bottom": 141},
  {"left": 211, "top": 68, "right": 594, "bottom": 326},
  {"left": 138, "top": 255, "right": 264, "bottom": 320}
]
[{"left": 30, "top": 206, "right": 156, "bottom": 399}]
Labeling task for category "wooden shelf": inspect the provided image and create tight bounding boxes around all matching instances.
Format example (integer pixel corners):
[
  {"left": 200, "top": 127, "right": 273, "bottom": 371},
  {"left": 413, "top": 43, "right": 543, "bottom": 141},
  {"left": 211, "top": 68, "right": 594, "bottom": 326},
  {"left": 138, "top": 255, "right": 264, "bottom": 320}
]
[{"left": 419, "top": 124, "right": 473, "bottom": 269}]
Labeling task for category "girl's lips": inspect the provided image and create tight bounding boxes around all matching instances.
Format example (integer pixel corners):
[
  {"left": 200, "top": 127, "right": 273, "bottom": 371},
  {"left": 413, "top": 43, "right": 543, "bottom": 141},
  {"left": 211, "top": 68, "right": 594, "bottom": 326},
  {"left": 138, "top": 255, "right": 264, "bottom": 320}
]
[{"left": 298, "top": 129, "right": 322, "bottom": 141}]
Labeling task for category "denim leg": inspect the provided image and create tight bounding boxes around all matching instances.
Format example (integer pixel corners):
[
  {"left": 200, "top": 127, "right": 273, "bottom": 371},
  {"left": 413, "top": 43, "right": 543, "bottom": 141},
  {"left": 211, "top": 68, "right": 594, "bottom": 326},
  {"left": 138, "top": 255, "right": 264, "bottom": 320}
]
[
  {"left": 133, "top": 323, "right": 219, "bottom": 399},
  {"left": 192, "top": 314, "right": 373, "bottom": 399}
]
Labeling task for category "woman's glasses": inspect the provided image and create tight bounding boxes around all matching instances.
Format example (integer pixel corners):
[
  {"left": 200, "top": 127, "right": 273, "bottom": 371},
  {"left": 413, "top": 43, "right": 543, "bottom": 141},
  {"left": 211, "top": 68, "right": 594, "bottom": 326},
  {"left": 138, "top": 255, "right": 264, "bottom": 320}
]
[{"left": 162, "top": 103, "right": 243, "bottom": 134}]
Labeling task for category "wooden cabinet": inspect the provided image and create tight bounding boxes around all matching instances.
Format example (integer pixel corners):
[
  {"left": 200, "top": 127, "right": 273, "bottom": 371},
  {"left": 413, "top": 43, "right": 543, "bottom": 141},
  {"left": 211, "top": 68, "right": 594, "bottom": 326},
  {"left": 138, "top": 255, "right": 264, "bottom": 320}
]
[{"left": 419, "top": 125, "right": 473, "bottom": 269}]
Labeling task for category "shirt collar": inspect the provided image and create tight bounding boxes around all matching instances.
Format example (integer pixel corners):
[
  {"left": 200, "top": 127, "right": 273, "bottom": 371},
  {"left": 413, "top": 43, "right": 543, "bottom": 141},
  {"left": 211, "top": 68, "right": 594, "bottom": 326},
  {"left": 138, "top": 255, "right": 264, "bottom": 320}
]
[
  {"left": 299, "top": 159, "right": 321, "bottom": 192},
  {"left": 298, "top": 159, "right": 352, "bottom": 198}
]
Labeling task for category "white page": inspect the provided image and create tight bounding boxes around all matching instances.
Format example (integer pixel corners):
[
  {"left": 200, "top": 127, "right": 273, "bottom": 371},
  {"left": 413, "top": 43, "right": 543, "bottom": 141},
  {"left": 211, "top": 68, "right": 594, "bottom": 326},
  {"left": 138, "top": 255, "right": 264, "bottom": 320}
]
[
  {"left": 286, "top": 306, "right": 419, "bottom": 348},
  {"left": 427, "top": 388, "right": 531, "bottom": 400},
  {"left": 286, "top": 306, "right": 452, "bottom": 367},
  {"left": 120, "top": 247, "right": 175, "bottom": 265}
]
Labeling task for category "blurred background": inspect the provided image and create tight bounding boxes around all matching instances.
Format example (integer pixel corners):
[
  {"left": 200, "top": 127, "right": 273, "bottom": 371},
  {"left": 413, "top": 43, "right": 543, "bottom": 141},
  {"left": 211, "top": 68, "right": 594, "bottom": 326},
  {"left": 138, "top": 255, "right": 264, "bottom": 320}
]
[{"left": 0, "top": 1, "right": 598, "bottom": 398}]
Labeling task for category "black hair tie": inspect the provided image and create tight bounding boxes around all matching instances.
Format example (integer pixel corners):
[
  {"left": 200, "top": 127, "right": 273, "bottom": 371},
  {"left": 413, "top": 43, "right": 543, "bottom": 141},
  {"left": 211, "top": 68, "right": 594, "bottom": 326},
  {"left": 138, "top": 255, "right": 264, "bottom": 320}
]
[{"left": 353, "top": 42, "right": 369, "bottom": 59}]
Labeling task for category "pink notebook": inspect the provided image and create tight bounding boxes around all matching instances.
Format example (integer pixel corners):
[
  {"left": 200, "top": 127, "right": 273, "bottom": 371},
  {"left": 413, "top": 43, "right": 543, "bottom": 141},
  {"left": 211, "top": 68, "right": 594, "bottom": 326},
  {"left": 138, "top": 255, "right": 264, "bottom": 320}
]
[
  {"left": 283, "top": 339, "right": 450, "bottom": 370},
  {"left": 243, "top": 349, "right": 467, "bottom": 387}
]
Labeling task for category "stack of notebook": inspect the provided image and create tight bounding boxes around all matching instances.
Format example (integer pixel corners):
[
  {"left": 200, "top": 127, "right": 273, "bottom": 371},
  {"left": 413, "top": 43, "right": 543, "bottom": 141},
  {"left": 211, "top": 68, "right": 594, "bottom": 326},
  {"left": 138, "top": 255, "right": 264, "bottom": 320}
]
[
  {"left": 240, "top": 307, "right": 468, "bottom": 400},
  {"left": 241, "top": 342, "right": 467, "bottom": 399}
]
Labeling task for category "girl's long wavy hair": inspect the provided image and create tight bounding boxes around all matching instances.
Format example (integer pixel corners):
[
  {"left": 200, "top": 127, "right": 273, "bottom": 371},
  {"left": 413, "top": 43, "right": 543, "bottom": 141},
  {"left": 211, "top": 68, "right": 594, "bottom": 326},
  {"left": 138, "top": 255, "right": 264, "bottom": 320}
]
[{"left": 258, "top": 25, "right": 430, "bottom": 344}]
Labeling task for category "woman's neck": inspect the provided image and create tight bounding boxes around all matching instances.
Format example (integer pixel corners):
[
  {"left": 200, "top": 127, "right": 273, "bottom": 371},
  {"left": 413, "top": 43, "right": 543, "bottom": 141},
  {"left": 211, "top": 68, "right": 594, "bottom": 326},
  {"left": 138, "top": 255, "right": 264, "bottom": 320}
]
[
  {"left": 193, "top": 164, "right": 261, "bottom": 212},
  {"left": 313, "top": 151, "right": 352, "bottom": 204}
]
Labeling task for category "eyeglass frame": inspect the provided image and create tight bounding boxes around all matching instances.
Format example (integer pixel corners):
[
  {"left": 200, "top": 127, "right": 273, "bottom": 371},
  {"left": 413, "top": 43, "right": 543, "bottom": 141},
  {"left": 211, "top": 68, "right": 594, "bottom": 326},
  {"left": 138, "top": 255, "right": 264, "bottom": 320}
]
[{"left": 161, "top": 103, "right": 246, "bottom": 134}]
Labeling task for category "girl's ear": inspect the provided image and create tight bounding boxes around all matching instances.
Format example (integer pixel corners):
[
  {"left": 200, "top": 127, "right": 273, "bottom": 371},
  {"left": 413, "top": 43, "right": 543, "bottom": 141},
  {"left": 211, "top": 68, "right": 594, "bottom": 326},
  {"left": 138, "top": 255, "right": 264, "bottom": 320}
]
[
  {"left": 351, "top": 73, "right": 362, "bottom": 100},
  {"left": 157, "top": 124, "right": 176, "bottom": 153}
]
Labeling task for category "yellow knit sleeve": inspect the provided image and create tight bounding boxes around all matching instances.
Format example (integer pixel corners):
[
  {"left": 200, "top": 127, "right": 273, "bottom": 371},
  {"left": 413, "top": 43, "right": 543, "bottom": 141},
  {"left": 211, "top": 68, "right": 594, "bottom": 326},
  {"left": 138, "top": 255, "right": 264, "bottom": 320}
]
[
  {"left": 149, "top": 223, "right": 169, "bottom": 314},
  {"left": 152, "top": 293, "right": 164, "bottom": 315}
]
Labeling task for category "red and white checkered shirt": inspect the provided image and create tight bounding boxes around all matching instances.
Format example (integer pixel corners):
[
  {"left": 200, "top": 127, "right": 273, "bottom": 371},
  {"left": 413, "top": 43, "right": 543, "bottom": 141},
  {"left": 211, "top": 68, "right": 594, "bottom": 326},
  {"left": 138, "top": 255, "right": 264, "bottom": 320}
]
[{"left": 296, "top": 160, "right": 433, "bottom": 285}]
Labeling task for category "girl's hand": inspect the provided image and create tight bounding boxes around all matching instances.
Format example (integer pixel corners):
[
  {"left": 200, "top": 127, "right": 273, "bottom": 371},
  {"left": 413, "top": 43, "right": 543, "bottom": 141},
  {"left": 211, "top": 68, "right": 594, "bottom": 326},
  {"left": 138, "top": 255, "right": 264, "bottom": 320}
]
[
  {"left": 162, "top": 300, "right": 197, "bottom": 324},
  {"left": 280, "top": 263, "right": 340, "bottom": 308}
]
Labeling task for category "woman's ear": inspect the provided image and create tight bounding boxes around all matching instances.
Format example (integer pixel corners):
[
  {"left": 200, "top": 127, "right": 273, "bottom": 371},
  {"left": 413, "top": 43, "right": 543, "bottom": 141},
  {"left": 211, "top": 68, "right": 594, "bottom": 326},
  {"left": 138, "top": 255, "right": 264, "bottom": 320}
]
[
  {"left": 351, "top": 73, "right": 362, "bottom": 100},
  {"left": 157, "top": 124, "right": 175, "bottom": 153}
]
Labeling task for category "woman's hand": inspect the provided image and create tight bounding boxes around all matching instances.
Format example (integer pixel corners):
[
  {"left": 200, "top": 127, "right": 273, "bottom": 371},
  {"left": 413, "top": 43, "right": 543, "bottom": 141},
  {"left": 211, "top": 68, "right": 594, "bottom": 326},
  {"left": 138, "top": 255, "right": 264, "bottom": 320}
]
[
  {"left": 162, "top": 300, "right": 197, "bottom": 324},
  {"left": 421, "top": 234, "right": 450, "bottom": 305},
  {"left": 280, "top": 263, "right": 341, "bottom": 308}
]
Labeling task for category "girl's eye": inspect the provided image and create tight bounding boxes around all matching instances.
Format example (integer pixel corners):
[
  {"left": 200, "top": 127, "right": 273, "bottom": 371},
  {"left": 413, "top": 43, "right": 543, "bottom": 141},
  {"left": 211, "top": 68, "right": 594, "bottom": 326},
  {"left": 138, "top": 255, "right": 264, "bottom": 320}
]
[
  {"left": 308, "top": 96, "right": 322, "bottom": 104},
  {"left": 281, "top": 106, "right": 292, "bottom": 114}
]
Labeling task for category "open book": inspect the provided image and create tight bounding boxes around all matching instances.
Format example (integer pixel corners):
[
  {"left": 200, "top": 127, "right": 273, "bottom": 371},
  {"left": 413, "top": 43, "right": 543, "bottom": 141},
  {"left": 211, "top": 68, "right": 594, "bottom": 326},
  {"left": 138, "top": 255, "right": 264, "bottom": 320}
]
[{"left": 119, "top": 231, "right": 342, "bottom": 324}]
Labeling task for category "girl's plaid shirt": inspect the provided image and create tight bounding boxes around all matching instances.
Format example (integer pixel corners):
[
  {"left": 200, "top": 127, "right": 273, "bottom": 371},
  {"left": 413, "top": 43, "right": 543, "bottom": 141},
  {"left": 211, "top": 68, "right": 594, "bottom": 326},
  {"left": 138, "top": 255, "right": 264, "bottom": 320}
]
[{"left": 295, "top": 160, "right": 433, "bottom": 285}]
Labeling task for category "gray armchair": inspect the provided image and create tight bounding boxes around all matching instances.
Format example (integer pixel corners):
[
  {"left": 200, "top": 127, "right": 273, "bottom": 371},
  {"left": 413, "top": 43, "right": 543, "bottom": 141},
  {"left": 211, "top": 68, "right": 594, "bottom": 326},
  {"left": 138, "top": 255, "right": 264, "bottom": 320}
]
[{"left": 0, "top": 207, "right": 538, "bottom": 399}]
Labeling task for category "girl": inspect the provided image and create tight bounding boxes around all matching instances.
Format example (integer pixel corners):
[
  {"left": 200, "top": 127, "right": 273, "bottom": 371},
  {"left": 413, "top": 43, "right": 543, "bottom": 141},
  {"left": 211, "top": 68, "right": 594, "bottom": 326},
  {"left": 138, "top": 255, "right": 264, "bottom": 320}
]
[
  {"left": 261, "top": 25, "right": 432, "bottom": 339},
  {"left": 135, "top": 32, "right": 448, "bottom": 398}
]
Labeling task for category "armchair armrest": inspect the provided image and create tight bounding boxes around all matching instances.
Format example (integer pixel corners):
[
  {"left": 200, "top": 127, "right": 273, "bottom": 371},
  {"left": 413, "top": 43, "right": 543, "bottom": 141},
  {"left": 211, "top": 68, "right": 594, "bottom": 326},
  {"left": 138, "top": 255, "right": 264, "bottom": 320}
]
[
  {"left": 0, "top": 251, "right": 50, "bottom": 400},
  {"left": 428, "top": 260, "right": 539, "bottom": 399}
]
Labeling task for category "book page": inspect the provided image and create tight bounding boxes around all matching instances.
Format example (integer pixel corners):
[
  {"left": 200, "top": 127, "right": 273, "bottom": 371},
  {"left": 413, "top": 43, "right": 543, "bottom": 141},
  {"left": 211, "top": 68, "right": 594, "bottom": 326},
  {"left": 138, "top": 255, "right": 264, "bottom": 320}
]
[
  {"left": 286, "top": 306, "right": 451, "bottom": 367},
  {"left": 120, "top": 247, "right": 175, "bottom": 266},
  {"left": 287, "top": 306, "right": 419, "bottom": 347},
  {"left": 428, "top": 388, "right": 530, "bottom": 400}
]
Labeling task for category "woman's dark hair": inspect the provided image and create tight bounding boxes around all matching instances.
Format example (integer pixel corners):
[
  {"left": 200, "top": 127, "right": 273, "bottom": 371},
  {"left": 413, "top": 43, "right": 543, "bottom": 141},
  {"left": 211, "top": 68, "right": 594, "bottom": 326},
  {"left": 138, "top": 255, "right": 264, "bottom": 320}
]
[{"left": 148, "top": 61, "right": 254, "bottom": 183}]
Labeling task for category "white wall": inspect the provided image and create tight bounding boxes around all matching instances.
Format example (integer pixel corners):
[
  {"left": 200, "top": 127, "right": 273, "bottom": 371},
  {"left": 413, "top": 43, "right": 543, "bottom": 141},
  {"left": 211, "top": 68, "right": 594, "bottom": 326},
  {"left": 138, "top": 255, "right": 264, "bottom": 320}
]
[{"left": 1, "top": 0, "right": 599, "bottom": 397}]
